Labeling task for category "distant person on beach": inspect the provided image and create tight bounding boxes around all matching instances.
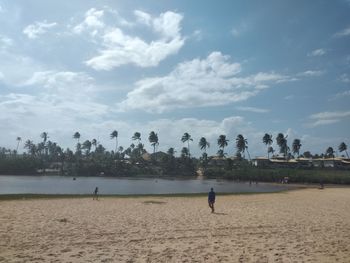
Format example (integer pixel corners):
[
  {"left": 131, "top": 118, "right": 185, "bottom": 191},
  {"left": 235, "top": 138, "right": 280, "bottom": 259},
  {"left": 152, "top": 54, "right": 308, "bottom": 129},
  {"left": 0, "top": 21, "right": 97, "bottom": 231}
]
[
  {"left": 208, "top": 188, "right": 216, "bottom": 213},
  {"left": 320, "top": 180, "right": 324, "bottom": 189},
  {"left": 93, "top": 187, "right": 99, "bottom": 200}
]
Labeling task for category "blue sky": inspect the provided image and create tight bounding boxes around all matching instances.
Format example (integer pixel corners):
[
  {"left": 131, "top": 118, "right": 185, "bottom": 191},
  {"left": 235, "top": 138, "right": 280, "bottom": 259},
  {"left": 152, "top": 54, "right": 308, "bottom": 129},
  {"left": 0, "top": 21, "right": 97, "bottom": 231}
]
[{"left": 0, "top": 0, "right": 349, "bottom": 157}]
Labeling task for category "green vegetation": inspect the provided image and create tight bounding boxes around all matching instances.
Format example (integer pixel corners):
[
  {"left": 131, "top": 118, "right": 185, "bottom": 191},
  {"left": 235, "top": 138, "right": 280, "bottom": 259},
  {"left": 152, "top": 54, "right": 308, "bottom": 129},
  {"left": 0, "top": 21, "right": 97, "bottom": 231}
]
[
  {"left": 0, "top": 131, "right": 349, "bottom": 185},
  {"left": 204, "top": 166, "right": 350, "bottom": 184}
]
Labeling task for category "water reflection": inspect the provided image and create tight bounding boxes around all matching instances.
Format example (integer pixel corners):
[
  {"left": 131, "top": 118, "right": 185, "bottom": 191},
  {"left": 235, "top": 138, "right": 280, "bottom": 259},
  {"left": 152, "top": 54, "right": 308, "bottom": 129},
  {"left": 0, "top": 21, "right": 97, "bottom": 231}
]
[{"left": 0, "top": 175, "right": 290, "bottom": 195}]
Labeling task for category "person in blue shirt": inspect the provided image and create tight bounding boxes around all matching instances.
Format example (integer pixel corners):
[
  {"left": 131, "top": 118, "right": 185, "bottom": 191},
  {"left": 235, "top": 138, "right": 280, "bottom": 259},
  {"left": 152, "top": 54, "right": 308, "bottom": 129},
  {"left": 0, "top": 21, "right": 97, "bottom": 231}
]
[{"left": 208, "top": 188, "right": 216, "bottom": 213}]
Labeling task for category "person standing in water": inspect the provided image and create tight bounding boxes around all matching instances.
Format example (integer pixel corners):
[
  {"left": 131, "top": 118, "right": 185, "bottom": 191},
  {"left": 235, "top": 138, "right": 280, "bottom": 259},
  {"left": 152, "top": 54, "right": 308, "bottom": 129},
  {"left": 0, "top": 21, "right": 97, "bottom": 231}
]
[
  {"left": 208, "top": 188, "right": 216, "bottom": 213},
  {"left": 93, "top": 187, "right": 99, "bottom": 200}
]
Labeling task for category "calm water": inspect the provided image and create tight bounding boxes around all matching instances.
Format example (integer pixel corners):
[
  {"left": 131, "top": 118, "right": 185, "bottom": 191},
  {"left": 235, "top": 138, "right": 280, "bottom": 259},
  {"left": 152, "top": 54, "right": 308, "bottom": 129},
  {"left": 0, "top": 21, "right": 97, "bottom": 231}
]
[{"left": 0, "top": 175, "right": 290, "bottom": 195}]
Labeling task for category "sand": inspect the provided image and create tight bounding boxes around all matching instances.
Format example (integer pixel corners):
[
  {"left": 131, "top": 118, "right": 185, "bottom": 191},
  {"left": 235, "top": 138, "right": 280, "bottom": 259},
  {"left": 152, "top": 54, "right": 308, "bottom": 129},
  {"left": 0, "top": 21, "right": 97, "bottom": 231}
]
[{"left": 1, "top": 188, "right": 350, "bottom": 263}]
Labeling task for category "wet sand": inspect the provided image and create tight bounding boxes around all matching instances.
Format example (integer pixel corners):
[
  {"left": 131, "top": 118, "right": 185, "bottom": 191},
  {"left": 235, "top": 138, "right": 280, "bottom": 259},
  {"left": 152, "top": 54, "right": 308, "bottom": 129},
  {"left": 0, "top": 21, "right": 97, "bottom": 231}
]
[{"left": 1, "top": 188, "right": 350, "bottom": 262}]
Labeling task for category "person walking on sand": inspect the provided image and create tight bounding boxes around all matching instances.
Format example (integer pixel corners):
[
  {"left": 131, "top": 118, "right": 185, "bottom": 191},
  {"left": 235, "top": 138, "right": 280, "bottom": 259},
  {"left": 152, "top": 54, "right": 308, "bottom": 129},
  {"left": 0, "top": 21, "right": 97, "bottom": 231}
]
[
  {"left": 93, "top": 187, "right": 99, "bottom": 200},
  {"left": 208, "top": 188, "right": 216, "bottom": 213}
]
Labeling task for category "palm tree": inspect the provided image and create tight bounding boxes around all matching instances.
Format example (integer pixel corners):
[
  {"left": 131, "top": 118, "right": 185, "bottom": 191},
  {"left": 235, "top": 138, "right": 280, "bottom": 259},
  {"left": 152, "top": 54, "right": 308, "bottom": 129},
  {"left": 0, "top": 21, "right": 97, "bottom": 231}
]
[
  {"left": 16, "top": 137, "right": 22, "bottom": 153},
  {"left": 181, "top": 147, "right": 189, "bottom": 158},
  {"left": 91, "top": 139, "right": 97, "bottom": 151},
  {"left": 268, "top": 146, "right": 275, "bottom": 157},
  {"left": 95, "top": 144, "right": 105, "bottom": 154},
  {"left": 75, "top": 142, "right": 82, "bottom": 156},
  {"left": 40, "top": 132, "right": 49, "bottom": 143},
  {"left": 40, "top": 132, "right": 49, "bottom": 156},
  {"left": 199, "top": 137, "right": 210, "bottom": 153},
  {"left": 276, "top": 133, "right": 289, "bottom": 159},
  {"left": 303, "top": 151, "right": 312, "bottom": 159},
  {"left": 148, "top": 131, "right": 159, "bottom": 154},
  {"left": 132, "top": 132, "right": 141, "bottom": 144},
  {"left": 198, "top": 137, "right": 210, "bottom": 168},
  {"left": 181, "top": 133, "right": 193, "bottom": 157},
  {"left": 47, "top": 141, "right": 57, "bottom": 158},
  {"left": 132, "top": 132, "right": 142, "bottom": 155},
  {"left": 217, "top": 149, "right": 225, "bottom": 158},
  {"left": 73, "top": 132, "right": 81, "bottom": 143},
  {"left": 110, "top": 130, "right": 118, "bottom": 152},
  {"left": 118, "top": 146, "right": 124, "bottom": 153},
  {"left": 292, "top": 139, "right": 302, "bottom": 158},
  {"left": 167, "top": 147, "right": 176, "bottom": 157},
  {"left": 236, "top": 134, "right": 250, "bottom": 160},
  {"left": 24, "top": 140, "right": 36, "bottom": 156},
  {"left": 326, "top": 147, "right": 335, "bottom": 159},
  {"left": 136, "top": 143, "right": 146, "bottom": 156},
  {"left": 82, "top": 140, "right": 92, "bottom": 155},
  {"left": 262, "top": 133, "right": 273, "bottom": 158},
  {"left": 217, "top": 135, "right": 228, "bottom": 157},
  {"left": 338, "top": 142, "right": 349, "bottom": 158}
]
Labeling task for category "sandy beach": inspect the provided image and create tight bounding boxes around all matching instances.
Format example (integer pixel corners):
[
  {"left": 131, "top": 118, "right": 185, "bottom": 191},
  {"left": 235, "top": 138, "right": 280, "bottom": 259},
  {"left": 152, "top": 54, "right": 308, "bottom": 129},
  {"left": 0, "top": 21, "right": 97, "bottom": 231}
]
[{"left": 1, "top": 188, "right": 350, "bottom": 262}]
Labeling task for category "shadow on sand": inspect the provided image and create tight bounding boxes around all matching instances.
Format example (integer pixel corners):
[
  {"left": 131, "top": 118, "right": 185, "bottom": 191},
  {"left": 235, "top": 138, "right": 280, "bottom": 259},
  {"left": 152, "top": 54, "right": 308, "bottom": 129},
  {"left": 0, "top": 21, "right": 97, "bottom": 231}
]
[{"left": 213, "top": 212, "right": 227, "bottom": 216}]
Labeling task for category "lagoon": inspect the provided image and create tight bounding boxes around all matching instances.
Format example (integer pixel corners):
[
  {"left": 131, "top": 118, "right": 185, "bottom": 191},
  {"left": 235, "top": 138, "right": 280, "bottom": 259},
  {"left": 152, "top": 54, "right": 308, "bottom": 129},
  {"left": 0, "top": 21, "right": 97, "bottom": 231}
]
[{"left": 0, "top": 175, "right": 291, "bottom": 195}]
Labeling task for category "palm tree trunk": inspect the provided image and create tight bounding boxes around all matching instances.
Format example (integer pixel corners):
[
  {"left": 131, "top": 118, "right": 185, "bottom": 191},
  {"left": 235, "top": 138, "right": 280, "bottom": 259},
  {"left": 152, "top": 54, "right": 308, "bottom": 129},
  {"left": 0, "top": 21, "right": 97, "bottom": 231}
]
[
  {"left": 346, "top": 150, "right": 349, "bottom": 159},
  {"left": 246, "top": 148, "right": 251, "bottom": 162},
  {"left": 188, "top": 141, "right": 190, "bottom": 158}
]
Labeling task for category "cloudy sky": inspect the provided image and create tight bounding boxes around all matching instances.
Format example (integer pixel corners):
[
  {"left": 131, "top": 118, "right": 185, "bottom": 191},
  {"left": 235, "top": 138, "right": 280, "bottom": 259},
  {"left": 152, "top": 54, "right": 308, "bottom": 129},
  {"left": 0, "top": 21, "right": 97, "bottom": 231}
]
[{"left": 0, "top": 0, "right": 349, "bottom": 157}]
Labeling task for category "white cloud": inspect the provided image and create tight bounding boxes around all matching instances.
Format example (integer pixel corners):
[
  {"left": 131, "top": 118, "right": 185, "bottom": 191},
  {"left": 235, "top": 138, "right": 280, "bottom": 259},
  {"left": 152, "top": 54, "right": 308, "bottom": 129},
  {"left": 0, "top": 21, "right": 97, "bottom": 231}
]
[
  {"left": 23, "top": 21, "right": 57, "bottom": 39},
  {"left": 191, "top": 30, "right": 203, "bottom": 41},
  {"left": 0, "top": 103, "right": 258, "bottom": 156},
  {"left": 0, "top": 35, "right": 13, "bottom": 48},
  {"left": 284, "top": 95, "right": 294, "bottom": 100},
  {"left": 298, "top": 70, "right": 325, "bottom": 77},
  {"left": 144, "top": 116, "right": 250, "bottom": 155},
  {"left": 118, "top": 52, "right": 294, "bottom": 113},
  {"left": 310, "top": 111, "right": 350, "bottom": 119},
  {"left": 334, "top": 26, "right": 350, "bottom": 37},
  {"left": 73, "top": 8, "right": 105, "bottom": 35},
  {"left": 308, "top": 110, "right": 350, "bottom": 127},
  {"left": 85, "top": 11, "right": 185, "bottom": 70},
  {"left": 230, "top": 22, "right": 248, "bottom": 37},
  {"left": 0, "top": 53, "right": 43, "bottom": 86},
  {"left": 75, "top": 116, "right": 254, "bottom": 157},
  {"left": 18, "top": 70, "right": 108, "bottom": 117},
  {"left": 330, "top": 90, "right": 350, "bottom": 101},
  {"left": 310, "top": 119, "right": 340, "bottom": 127},
  {"left": 134, "top": 10, "right": 152, "bottom": 26},
  {"left": 338, "top": 73, "right": 350, "bottom": 83},
  {"left": 152, "top": 11, "right": 183, "bottom": 39},
  {"left": 0, "top": 92, "right": 109, "bottom": 151},
  {"left": 308, "top": 48, "right": 326, "bottom": 57},
  {"left": 0, "top": 69, "right": 110, "bottom": 149},
  {"left": 231, "top": 28, "right": 240, "bottom": 37},
  {"left": 23, "top": 71, "right": 95, "bottom": 94},
  {"left": 236, "top": 106, "right": 270, "bottom": 113},
  {"left": 346, "top": 55, "right": 350, "bottom": 64}
]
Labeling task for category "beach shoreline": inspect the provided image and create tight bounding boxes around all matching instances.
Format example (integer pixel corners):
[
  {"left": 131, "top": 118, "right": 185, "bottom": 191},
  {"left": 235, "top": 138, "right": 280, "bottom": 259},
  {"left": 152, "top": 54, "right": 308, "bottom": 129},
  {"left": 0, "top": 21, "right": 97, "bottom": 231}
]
[{"left": 1, "top": 188, "right": 350, "bottom": 262}]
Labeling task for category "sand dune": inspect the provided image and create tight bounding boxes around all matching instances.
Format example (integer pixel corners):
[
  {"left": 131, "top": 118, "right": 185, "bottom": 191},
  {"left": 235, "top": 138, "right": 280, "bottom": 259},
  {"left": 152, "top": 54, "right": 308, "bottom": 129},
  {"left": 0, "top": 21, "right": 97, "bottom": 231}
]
[{"left": 1, "top": 188, "right": 350, "bottom": 262}]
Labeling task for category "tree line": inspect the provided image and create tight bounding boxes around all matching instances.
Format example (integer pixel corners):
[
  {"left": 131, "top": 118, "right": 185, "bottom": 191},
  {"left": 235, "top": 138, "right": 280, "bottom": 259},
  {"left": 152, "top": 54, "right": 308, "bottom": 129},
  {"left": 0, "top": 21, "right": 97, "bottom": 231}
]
[
  {"left": 5, "top": 131, "right": 348, "bottom": 159},
  {"left": 0, "top": 130, "right": 348, "bottom": 177}
]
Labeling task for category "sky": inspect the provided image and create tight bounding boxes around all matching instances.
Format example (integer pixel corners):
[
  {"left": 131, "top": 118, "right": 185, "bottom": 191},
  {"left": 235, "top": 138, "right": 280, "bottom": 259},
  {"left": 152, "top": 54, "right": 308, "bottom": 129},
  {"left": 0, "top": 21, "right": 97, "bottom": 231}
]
[{"left": 0, "top": 0, "right": 349, "bottom": 157}]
